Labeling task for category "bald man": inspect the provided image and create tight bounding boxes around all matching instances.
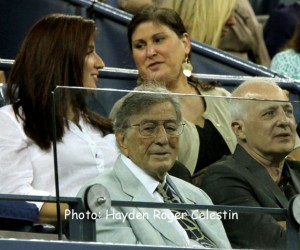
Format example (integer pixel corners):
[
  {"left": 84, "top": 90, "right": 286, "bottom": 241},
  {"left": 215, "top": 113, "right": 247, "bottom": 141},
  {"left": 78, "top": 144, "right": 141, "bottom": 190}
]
[{"left": 201, "top": 78, "right": 300, "bottom": 249}]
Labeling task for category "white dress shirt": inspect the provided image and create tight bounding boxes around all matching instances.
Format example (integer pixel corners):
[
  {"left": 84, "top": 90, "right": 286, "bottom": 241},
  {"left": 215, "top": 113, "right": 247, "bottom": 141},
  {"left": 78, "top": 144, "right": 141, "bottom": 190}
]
[
  {"left": 120, "top": 155, "right": 191, "bottom": 246},
  {"left": 0, "top": 105, "right": 119, "bottom": 208},
  {"left": 122, "top": 155, "right": 209, "bottom": 248}
]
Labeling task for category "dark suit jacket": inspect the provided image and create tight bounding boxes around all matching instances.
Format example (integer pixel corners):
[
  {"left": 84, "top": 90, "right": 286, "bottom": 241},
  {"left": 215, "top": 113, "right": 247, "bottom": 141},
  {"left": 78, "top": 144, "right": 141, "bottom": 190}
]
[
  {"left": 169, "top": 160, "right": 192, "bottom": 183},
  {"left": 201, "top": 145, "right": 300, "bottom": 249}
]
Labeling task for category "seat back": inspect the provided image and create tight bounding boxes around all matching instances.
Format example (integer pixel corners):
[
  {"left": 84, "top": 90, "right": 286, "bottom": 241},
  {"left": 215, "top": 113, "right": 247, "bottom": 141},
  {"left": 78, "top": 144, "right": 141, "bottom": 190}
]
[{"left": 0, "top": 200, "right": 39, "bottom": 231}]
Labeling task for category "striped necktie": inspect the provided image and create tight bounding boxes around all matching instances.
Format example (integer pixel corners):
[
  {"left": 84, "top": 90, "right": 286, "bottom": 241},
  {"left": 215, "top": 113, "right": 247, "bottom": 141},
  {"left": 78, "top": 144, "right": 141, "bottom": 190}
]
[{"left": 157, "top": 182, "right": 217, "bottom": 248}]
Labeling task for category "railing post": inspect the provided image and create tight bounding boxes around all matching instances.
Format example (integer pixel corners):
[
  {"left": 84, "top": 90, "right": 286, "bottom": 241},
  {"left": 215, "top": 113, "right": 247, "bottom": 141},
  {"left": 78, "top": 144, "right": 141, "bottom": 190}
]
[{"left": 67, "top": 200, "right": 96, "bottom": 242}]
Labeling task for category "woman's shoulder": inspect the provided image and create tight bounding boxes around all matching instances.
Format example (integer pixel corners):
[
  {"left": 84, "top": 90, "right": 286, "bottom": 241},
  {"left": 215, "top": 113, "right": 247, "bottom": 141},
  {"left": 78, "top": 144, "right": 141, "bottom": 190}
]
[
  {"left": 0, "top": 104, "right": 17, "bottom": 120},
  {"left": 0, "top": 105, "right": 26, "bottom": 137},
  {"left": 191, "top": 80, "right": 231, "bottom": 96},
  {"left": 272, "top": 49, "right": 298, "bottom": 61},
  {"left": 0, "top": 105, "right": 26, "bottom": 135},
  {"left": 271, "top": 49, "right": 300, "bottom": 76},
  {"left": 204, "top": 86, "right": 231, "bottom": 97}
]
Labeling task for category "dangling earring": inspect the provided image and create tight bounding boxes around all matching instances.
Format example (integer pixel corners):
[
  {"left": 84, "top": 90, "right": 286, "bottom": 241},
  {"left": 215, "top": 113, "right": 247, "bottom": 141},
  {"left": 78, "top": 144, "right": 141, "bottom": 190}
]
[{"left": 182, "top": 57, "right": 193, "bottom": 77}]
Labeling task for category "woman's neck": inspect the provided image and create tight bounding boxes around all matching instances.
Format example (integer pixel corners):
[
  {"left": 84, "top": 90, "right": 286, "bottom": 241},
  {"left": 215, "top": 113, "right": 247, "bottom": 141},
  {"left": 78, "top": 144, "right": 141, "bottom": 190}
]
[
  {"left": 67, "top": 108, "right": 80, "bottom": 125},
  {"left": 166, "top": 77, "right": 197, "bottom": 94}
]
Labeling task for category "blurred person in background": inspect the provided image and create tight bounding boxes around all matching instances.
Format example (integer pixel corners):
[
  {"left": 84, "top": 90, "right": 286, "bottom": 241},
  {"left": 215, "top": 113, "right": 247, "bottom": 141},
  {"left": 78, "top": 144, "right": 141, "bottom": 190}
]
[
  {"left": 219, "top": 0, "right": 270, "bottom": 67},
  {"left": 162, "top": 0, "right": 237, "bottom": 48},
  {"left": 118, "top": 0, "right": 162, "bottom": 13},
  {"left": 270, "top": 17, "right": 300, "bottom": 80},
  {"left": 264, "top": 1, "right": 300, "bottom": 58}
]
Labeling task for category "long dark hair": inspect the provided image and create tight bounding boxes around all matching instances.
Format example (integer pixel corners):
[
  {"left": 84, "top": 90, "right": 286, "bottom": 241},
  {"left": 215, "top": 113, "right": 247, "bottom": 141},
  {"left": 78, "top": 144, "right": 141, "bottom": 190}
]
[
  {"left": 283, "top": 17, "right": 300, "bottom": 53},
  {"left": 127, "top": 5, "right": 217, "bottom": 90},
  {"left": 7, "top": 13, "right": 112, "bottom": 150}
]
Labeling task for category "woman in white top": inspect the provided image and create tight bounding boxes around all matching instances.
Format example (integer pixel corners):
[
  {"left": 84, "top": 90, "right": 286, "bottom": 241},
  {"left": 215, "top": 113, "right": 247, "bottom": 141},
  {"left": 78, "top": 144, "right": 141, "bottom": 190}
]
[{"left": 0, "top": 14, "right": 119, "bottom": 222}]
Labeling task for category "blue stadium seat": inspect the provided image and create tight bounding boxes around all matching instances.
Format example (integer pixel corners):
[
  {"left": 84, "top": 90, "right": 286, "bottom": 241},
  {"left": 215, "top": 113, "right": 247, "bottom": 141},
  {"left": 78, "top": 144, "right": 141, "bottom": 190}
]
[{"left": 0, "top": 200, "right": 39, "bottom": 232}]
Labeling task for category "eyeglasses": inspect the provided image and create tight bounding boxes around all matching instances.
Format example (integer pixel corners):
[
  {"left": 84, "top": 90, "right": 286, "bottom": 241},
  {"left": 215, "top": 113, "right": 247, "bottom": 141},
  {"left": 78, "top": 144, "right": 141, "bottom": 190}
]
[{"left": 128, "top": 120, "right": 185, "bottom": 137}]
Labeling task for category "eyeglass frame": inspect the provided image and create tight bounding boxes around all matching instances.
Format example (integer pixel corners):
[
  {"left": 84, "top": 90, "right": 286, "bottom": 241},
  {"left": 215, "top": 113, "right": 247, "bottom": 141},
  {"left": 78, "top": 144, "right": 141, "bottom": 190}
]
[{"left": 127, "top": 119, "right": 185, "bottom": 137}]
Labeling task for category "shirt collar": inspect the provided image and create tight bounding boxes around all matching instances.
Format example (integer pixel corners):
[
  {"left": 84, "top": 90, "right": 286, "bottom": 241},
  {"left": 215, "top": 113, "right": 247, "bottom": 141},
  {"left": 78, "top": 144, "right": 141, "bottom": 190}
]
[{"left": 120, "top": 154, "right": 166, "bottom": 196}]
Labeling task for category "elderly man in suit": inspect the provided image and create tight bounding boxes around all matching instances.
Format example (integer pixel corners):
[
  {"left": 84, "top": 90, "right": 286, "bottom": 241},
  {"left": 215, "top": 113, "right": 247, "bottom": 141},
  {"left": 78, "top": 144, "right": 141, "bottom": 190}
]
[
  {"left": 78, "top": 85, "right": 231, "bottom": 248},
  {"left": 201, "top": 78, "right": 300, "bottom": 249}
]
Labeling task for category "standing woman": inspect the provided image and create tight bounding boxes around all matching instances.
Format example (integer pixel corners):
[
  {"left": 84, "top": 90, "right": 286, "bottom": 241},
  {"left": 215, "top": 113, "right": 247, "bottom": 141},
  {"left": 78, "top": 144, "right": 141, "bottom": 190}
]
[
  {"left": 111, "top": 6, "right": 237, "bottom": 182},
  {"left": 0, "top": 14, "right": 119, "bottom": 222}
]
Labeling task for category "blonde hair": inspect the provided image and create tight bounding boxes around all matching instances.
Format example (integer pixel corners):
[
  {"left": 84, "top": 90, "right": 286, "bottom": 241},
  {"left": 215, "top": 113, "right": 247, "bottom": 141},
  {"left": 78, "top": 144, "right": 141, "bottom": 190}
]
[{"left": 163, "top": 0, "right": 236, "bottom": 47}]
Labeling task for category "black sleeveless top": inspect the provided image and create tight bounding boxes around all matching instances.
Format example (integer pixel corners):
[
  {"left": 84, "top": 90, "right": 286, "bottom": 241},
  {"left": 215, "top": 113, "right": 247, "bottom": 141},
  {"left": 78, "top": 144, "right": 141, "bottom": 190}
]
[{"left": 195, "top": 119, "right": 231, "bottom": 172}]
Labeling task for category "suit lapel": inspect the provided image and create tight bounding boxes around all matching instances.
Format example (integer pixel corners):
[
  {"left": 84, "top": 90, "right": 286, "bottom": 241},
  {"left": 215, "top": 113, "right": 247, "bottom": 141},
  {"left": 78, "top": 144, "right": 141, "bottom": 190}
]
[
  {"left": 114, "top": 158, "right": 189, "bottom": 246},
  {"left": 286, "top": 160, "right": 300, "bottom": 193},
  {"left": 234, "top": 146, "right": 289, "bottom": 208},
  {"left": 167, "top": 176, "right": 229, "bottom": 249}
]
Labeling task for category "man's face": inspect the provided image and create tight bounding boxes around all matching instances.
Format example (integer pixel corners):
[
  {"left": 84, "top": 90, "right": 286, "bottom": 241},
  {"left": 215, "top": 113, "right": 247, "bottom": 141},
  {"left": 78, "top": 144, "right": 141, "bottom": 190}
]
[
  {"left": 117, "top": 101, "right": 180, "bottom": 181},
  {"left": 235, "top": 86, "right": 296, "bottom": 160}
]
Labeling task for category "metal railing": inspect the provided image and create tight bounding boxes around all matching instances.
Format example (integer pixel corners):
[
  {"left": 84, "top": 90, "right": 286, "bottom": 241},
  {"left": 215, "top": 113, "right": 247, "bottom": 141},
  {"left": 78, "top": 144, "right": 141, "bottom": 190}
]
[{"left": 0, "top": 193, "right": 299, "bottom": 249}]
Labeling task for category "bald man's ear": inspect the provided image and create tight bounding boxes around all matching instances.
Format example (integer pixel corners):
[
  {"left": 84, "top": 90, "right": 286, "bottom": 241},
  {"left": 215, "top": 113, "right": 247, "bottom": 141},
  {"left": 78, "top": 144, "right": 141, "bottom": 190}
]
[
  {"left": 116, "top": 131, "right": 129, "bottom": 156},
  {"left": 231, "top": 120, "right": 246, "bottom": 141}
]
